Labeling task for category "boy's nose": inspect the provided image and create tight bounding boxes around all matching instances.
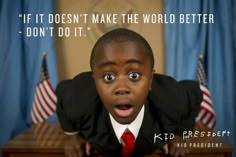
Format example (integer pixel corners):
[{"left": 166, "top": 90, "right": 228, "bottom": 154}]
[
  {"left": 115, "top": 87, "right": 130, "bottom": 95},
  {"left": 114, "top": 79, "right": 130, "bottom": 95}
]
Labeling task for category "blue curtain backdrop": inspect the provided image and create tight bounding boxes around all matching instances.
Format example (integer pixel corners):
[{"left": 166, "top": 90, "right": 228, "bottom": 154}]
[
  {"left": 0, "top": 0, "right": 58, "bottom": 149},
  {"left": 164, "top": 0, "right": 236, "bottom": 156}
]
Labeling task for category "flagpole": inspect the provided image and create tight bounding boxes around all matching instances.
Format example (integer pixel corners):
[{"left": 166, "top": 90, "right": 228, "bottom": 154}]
[
  {"left": 196, "top": 53, "right": 216, "bottom": 130},
  {"left": 31, "top": 50, "right": 57, "bottom": 124}
]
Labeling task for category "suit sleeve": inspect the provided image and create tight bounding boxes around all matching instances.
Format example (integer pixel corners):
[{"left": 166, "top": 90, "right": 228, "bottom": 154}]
[
  {"left": 56, "top": 79, "right": 77, "bottom": 133},
  {"left": 148, "top": 74, "right": 203, "bottom": 136},
  {"left": 56, "top": 71, "right": 100, "bottom": 137},
  {"left": 176, "top": 80, "right": 203, "bottom": 135}
]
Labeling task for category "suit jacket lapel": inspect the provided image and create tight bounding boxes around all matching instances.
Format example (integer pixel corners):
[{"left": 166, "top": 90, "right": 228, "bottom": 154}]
[
  {"left": 131, "top": 103, "right": 166, "bottom": 156},
  {"left": 88, "top": 100, "right": 173, "bottom": 156},
  {"left": 88, "top": 106, "right": 122, "bottom": 157}
]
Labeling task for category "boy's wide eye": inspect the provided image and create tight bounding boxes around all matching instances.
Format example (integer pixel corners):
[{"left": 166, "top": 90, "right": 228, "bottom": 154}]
[
  {"left": 128, "top": 72, "right": 140, "bottom": 81},
  {"left": 103, "top": 74, "right": 115, "bottom": 82}
]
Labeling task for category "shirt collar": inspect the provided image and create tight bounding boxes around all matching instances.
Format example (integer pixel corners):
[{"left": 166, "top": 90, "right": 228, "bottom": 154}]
[{"left": 109, "top": 105, "right": 145, "bottom": 143}]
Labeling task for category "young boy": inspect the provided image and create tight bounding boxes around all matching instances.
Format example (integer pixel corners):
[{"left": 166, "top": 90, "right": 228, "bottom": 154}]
[{"left": 56, "top": 28, "right": 202, "bottom": 157}]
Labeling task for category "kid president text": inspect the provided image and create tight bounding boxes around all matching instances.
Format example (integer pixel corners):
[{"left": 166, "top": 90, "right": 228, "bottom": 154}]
[{"left": 153, "top": 130, "right": 230, "bottom": 143}]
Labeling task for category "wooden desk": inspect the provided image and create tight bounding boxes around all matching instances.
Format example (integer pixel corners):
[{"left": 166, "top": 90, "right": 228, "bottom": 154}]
[
  {"left": 1, "top": 122, "right": 233, "bottom": 157},
  {"left": 1, "top": 122, "right": 66, "bottom": 157}
]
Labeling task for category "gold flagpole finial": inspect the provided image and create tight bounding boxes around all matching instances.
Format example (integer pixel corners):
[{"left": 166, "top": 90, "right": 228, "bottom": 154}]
[
  {"left": 42, "top": 51, "right": 47, "bottom": 56},
  {"left": 198, "top": 54, "right": 203, "bottom": 59}
]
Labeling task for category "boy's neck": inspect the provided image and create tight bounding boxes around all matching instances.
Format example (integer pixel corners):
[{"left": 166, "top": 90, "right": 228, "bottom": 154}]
[{"left": 109, "top": 105, "right": 145, "bottom": 143}]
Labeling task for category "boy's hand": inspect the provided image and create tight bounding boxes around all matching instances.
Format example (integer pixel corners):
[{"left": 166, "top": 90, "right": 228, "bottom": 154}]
[
  {"left": 64, "top": 134, "right": 92, "bottom": 157},
  {"left": 162, "top": 135, "right": 189, "bottom": 157}
]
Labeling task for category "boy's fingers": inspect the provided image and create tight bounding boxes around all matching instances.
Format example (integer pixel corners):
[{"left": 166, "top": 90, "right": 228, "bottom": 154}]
[
  {"left": 186, "top": 148, "right": 190, "bottom": 154},
  {"left": 162, "top": 144, "right": 168, "bottom": 154},
  {"left": 169, "top": 143, "right": 176, "bottom": 156},
  {"left": 173, "top": 148, "right": 181, "bottom": 157},
  {"left": 65, "top": 151, "right": 70, "bottom": 157},
  {"left": 180, "top": 148, "right": 189, "bottom": 156},
  {"left": 180, "top": 149, "right": 186, "bottom": 157},
  {"left": 73, "top": 144, "right": 82, "bottom": 157},
  {"left": 86, "top": 142, "right": 91, "bottom": 156},
  {"left": 64, "top": 146, "right": 77, "bottom": 157}
]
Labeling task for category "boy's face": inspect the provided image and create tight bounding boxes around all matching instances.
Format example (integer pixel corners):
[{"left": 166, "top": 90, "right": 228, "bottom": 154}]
[{"left": 93, "top": 41, "right": 153, "bottom": 124}]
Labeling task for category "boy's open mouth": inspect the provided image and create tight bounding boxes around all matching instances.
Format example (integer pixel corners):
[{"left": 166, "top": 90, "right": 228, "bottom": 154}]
[{"left": 114, "top": 104, "right": 134, "bottom": 117}]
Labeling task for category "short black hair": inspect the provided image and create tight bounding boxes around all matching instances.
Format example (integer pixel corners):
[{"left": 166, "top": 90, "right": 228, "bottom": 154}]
[{"left": 90, "top": 28, "right": 154, "bottom": 70}]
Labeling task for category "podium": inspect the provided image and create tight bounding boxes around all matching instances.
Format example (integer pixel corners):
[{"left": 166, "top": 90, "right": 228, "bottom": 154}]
[{"left": 1, "top": 122, "right": 233, "bottom": 157}]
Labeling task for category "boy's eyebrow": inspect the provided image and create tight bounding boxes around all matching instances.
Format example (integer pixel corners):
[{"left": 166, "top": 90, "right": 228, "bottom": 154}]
[
  {"left": 98, "top": 61, "right": 116, "bottom": 68},
  {"left": 125, "top": 59, "right": 143, "bottom": 65},
  {"left": 98, "top": 59, "right": 143, "bottom": 68}
]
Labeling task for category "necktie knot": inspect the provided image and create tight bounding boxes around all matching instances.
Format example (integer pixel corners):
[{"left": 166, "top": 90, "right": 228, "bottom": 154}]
[{"left": 121, "top": 130, "right": 135, "bottom": 157}]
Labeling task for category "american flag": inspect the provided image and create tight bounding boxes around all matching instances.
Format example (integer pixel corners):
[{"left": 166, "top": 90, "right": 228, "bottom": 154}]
[
  {"left": 196, "top": 54, "right": 216, "bottom": 130},
  {"left": 31, "top": 52, "right": 57, "bottom": 124}
]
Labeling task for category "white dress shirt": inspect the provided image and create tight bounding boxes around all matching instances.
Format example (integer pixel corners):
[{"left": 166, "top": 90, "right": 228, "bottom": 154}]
[
  {"left": 109, "top": 105, "right": 145, "bottom": 143},
  {"left": 64, "top": 105, "right": 145, "bottom": 139}
]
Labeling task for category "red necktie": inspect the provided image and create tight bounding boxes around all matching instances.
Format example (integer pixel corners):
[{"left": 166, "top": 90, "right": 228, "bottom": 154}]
[{"left": 121, "top": 130, "right": 135, "bottom": 157}]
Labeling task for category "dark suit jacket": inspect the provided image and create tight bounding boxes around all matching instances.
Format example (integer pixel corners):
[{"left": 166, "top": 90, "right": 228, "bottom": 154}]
[{"left": 56, "top": 71, "right": 202, "bottom": 157}]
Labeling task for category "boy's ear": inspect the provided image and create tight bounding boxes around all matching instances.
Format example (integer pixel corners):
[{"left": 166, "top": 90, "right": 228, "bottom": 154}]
[{"left": 149, "top": 69, "right": 155, "bottom": 91}]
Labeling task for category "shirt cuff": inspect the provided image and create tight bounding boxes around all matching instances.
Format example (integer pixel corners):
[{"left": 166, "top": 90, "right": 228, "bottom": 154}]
[{"left": 64, "top": 131, "right": 78, "bottom": 135}]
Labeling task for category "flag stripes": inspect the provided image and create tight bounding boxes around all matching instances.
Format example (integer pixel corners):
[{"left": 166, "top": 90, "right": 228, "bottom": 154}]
[
  {"left": 196, "top": 55, "right": 216, "bottom": 130},
  {"left": 31, "top": 54, "right": 57, "bottom": 124}
]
